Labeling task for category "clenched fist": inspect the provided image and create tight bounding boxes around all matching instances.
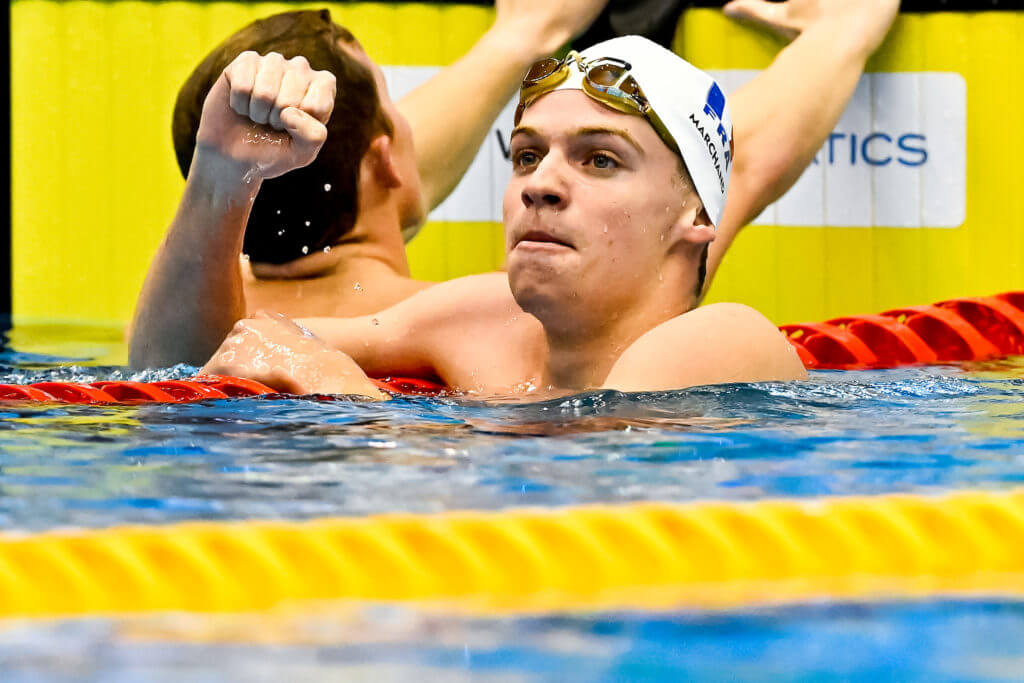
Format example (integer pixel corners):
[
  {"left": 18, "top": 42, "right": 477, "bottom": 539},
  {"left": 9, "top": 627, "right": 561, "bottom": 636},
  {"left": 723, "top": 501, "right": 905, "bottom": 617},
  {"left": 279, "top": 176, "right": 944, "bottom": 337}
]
[{"left": 194, "top": 51, "right": 337, "bottom": 181}]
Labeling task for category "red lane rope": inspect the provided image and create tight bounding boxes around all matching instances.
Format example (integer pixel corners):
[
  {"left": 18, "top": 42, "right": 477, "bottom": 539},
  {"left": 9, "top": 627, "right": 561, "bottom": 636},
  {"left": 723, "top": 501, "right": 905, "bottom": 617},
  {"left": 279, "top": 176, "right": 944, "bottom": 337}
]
[
  {"left": 0, "top": 376, "right": 278, "bottom": 405},
  {"left": 783, "top": 291, "right": 1023, "bottom": 369},
  {"left": 0, "top": 291, "right": 1019, "bottom": 403},
  {"left": 826, "top": 314, "right": 938, "bottom": 366}
]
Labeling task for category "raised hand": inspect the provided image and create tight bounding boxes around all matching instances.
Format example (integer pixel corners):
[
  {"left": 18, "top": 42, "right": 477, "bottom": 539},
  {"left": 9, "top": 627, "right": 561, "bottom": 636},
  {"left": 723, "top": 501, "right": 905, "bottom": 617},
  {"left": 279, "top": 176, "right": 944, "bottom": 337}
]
[
  {"left": 493, "top": 0, "right": 611, "bottom": 55},
  {"left": 194, "top": 51, "right": 337, "bottom": 181},
  {"left": 724, "top": 0, "right": 899, "bottom": 51}
]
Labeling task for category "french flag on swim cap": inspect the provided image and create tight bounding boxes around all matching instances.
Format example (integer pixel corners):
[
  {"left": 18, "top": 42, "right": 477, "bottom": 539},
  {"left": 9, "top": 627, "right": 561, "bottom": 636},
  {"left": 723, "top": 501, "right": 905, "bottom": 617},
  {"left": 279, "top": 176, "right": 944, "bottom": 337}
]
[
  {"left": 576, "top": 36, "right": 734, "bottom": 229},
  {"left": 703, "top": 82, "right": 735, "bottom": 171}
]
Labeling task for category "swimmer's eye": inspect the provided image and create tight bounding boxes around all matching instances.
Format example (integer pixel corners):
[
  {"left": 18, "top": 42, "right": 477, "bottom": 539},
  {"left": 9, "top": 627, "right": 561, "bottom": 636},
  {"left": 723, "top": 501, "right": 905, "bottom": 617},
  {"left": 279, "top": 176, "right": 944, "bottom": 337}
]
[
  {"left": 587, "top": 153, "right": 620, "bottom": 170},
  {"left": 513, "top": 150, "right": 540, "bottom": 169}
]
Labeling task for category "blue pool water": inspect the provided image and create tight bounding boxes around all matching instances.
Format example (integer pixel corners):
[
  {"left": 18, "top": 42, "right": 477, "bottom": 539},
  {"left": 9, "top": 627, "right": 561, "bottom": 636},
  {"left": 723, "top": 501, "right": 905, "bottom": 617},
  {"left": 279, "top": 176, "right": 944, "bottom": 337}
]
[
  {"left": 4, "top": 600, "right": 1024, "bottom": 681},
  {"left": 0, "top": 328, "right": 1022, "bottom": 679}
]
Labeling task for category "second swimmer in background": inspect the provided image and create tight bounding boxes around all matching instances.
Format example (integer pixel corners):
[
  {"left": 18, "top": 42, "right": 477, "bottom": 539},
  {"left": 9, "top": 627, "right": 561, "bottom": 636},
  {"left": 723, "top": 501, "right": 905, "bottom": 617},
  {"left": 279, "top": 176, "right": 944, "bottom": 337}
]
[{"left": 130, "top": 0, "right": 901, "bottom": 370}]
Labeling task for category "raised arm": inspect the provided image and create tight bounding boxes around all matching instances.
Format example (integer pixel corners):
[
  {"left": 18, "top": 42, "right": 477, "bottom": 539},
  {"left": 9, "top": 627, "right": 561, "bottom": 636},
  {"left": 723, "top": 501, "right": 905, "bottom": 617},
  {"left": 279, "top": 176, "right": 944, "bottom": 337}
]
[
  {"left": 704, "top": 0, "right": 900, "bottom": 292},
  {"left": 399, "top": 0, "right": 609, "bottom": 217},
  {"left": 129, "top": 52, "right": 336, "bottom": 369}
]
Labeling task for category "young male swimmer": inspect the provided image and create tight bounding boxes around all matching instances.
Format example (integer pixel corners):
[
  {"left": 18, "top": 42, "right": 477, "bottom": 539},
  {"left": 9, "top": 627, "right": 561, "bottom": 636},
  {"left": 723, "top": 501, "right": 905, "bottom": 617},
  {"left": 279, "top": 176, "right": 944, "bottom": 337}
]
[
  {"left": 130, "top": 1, "right": 610, "bottom": 366},
  {"left": 129, "top": 0, "right": 901, "bottom": 371},
  {"left": 200, "top": 37, "right": 810, "bottom": 398}
]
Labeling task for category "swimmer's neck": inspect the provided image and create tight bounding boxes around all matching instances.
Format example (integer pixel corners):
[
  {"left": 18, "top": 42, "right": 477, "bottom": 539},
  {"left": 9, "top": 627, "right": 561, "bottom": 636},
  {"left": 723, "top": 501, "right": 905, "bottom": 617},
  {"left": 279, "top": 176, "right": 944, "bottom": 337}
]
[
  {"left": 542, "top": 317, "right": 652, "bottom": 391},
  {"left": 538, "top": 287, "right": 690, "bottom": 391},
  {"left": 248, "top": 203, "right": 413, "bottom": 280},
  {"left": 248, "top": 246, "right": 346, "bottom": 279}
]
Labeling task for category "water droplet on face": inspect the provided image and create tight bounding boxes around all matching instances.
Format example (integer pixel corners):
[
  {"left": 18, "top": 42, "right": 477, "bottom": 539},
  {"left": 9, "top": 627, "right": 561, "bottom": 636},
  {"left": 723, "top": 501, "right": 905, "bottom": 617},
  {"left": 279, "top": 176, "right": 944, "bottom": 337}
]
[
  {"left": 322, "top": 245, "right": 332, "bottom": 254},
  {"left": 603, "top": 225, "right": 608, "bottom": 233},
  {"left": 301, "top": 245, "right": 309, "bottom": 255},
  {"left": 353, "top": 282, "right": 363, "bottom": 291},
  {"left": 371, "top": 318, "right": 380, "bottom": 326},
  {"left": 241, "top": 253, "right": 250, "bottom": 262},
  {"left": 323, "top": 183, "right": 332, "bottom": 192}
]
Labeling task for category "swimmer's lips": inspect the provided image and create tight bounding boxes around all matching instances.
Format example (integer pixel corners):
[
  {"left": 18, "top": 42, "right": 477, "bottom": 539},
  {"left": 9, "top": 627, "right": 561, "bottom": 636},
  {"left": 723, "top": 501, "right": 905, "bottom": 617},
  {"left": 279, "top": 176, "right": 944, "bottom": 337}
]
[{"left": 514, "top": 230, "right": 576, "bottom": 250}]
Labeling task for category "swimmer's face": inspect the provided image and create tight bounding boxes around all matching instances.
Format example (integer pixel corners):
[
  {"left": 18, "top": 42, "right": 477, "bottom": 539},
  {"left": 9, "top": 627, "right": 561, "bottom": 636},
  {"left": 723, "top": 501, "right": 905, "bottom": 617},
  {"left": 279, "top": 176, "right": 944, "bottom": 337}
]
[
  {"left": 503, "top": 90, "right": 712, "bottom": 326},
  {"left": 342, "top": 41, "right": 425, "bottom": 228}
]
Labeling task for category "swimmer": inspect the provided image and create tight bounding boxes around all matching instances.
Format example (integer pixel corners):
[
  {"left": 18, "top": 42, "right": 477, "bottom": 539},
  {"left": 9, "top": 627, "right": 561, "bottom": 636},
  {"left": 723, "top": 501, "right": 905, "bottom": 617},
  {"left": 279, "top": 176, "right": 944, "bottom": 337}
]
[
  {"left": 132, "top": 0, "right": 899, "bottom": 372},
  {"left": 130, "top": 2, "right": 610, "bottom": 368},
  {"left": 202, "top": 0, "right": 902, "bottom": 397}
]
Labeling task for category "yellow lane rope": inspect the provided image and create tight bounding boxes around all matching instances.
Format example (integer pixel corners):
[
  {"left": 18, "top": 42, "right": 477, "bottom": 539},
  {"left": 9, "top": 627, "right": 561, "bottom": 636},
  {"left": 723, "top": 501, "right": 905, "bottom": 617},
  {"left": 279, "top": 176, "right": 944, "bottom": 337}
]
[{"left": 2, "top": 489, "right": 1024, "bottom": 620}]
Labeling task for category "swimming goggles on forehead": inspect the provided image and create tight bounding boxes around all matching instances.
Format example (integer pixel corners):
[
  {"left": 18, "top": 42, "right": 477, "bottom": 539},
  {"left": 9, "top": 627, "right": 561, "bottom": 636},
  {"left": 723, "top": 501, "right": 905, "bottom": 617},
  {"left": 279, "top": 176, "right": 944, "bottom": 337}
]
[{"left": 514, "top": 51, "right": 678, "bottom": 155}]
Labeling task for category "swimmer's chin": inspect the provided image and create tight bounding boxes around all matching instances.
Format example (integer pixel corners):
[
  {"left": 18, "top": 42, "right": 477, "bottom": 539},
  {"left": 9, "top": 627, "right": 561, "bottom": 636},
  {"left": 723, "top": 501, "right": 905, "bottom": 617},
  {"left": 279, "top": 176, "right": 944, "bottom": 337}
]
[{"left": 507, "top": 271, "right": 576, "bottom": 321}]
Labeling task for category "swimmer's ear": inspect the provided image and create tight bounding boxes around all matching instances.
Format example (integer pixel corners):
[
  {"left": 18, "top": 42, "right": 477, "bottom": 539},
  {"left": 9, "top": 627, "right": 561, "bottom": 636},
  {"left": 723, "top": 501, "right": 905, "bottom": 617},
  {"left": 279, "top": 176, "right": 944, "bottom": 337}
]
[
  {"left": 365, "top": 134, "right": 402, "bottom": 189},
  {"left": 691, "top": 208, "right": 716, "bottom": 243},
  {"left": 668, "top": 204, "right": 716, "bottom": 249}
]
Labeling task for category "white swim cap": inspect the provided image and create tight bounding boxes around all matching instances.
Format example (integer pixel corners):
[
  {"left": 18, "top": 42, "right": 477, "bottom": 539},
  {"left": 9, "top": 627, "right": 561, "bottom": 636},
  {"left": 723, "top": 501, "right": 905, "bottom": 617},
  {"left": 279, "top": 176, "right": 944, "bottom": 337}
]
[{"left": 545, "top": 36, "right": 734, "bottom": 228}]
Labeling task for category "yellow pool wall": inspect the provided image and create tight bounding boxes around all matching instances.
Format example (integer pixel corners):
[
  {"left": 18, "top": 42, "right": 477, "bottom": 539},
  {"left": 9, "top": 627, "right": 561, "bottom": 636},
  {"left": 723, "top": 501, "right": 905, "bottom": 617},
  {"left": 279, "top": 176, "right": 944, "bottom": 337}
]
[{"left": 11, "top": 3, "right": 1023, "bottom": 327}]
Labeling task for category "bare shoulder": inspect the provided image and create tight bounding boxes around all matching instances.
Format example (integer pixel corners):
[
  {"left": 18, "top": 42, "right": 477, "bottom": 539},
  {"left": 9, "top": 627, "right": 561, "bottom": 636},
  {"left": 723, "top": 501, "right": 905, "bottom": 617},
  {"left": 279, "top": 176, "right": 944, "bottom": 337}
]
[
  {"left": 677, "top": 302, "right": 784, "bottom": 336},
  {"left": 391, "top": 271, "right": 545, "bottom": 390},
  {"left": 389, "top": 270, "right": 541, "bottom": 347},
  {"left": 384, "top": 271, "right": 526, "bottom": 330},
  {"left": 603, "top": 302, "right": 808, "bottom": 392},
  {"left": 415, "top": 272, "right": 520, "bottom": 314},
  {"left": 307, "top": 271, "right": 532, "bottom": 344}
]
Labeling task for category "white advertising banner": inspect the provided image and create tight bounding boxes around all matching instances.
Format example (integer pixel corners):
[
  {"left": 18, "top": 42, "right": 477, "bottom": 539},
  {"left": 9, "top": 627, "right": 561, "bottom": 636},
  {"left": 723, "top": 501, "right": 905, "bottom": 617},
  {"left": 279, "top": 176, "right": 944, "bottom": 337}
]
[{"left": 383, "top": 67, "right": 967, "bottom": 229}]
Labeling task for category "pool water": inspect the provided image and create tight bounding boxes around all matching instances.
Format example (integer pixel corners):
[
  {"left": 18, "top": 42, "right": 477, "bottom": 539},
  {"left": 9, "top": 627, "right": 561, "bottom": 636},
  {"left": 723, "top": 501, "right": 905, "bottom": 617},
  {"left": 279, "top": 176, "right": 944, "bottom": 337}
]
[
  {"left": 0, "top": 327, "right": 1023, "bottom": 679},
  {"left": 4, "top": 601, "right": 1024, "bottom": 681}
]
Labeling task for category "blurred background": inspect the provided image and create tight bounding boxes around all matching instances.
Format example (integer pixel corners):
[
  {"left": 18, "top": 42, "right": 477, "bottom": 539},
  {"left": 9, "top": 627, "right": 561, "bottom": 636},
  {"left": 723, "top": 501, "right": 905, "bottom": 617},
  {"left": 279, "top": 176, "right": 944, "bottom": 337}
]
[{"left": 9, "top": 0, "right": 1022, "bottom": 337}]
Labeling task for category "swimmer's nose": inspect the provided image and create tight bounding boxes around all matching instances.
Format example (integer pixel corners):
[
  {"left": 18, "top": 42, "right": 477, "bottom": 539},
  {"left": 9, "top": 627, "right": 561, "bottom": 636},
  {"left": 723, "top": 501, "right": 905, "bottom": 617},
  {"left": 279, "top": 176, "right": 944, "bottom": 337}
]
[{"left": 521, "top": 157, "right": 568, "bottom": 210}]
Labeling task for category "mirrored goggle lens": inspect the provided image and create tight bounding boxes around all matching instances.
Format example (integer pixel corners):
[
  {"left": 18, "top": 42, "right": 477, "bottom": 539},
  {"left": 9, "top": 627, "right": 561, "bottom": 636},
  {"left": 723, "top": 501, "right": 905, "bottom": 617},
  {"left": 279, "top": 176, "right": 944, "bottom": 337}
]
[
  {"left": 524, "top": 58, "right": 562, "bottom": 85},
  {"left": 588, "top": 64, "right": 646, "bottom": 100},
  {"left": 586, "top": 63, "right": 627, "bottom": 88}
]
